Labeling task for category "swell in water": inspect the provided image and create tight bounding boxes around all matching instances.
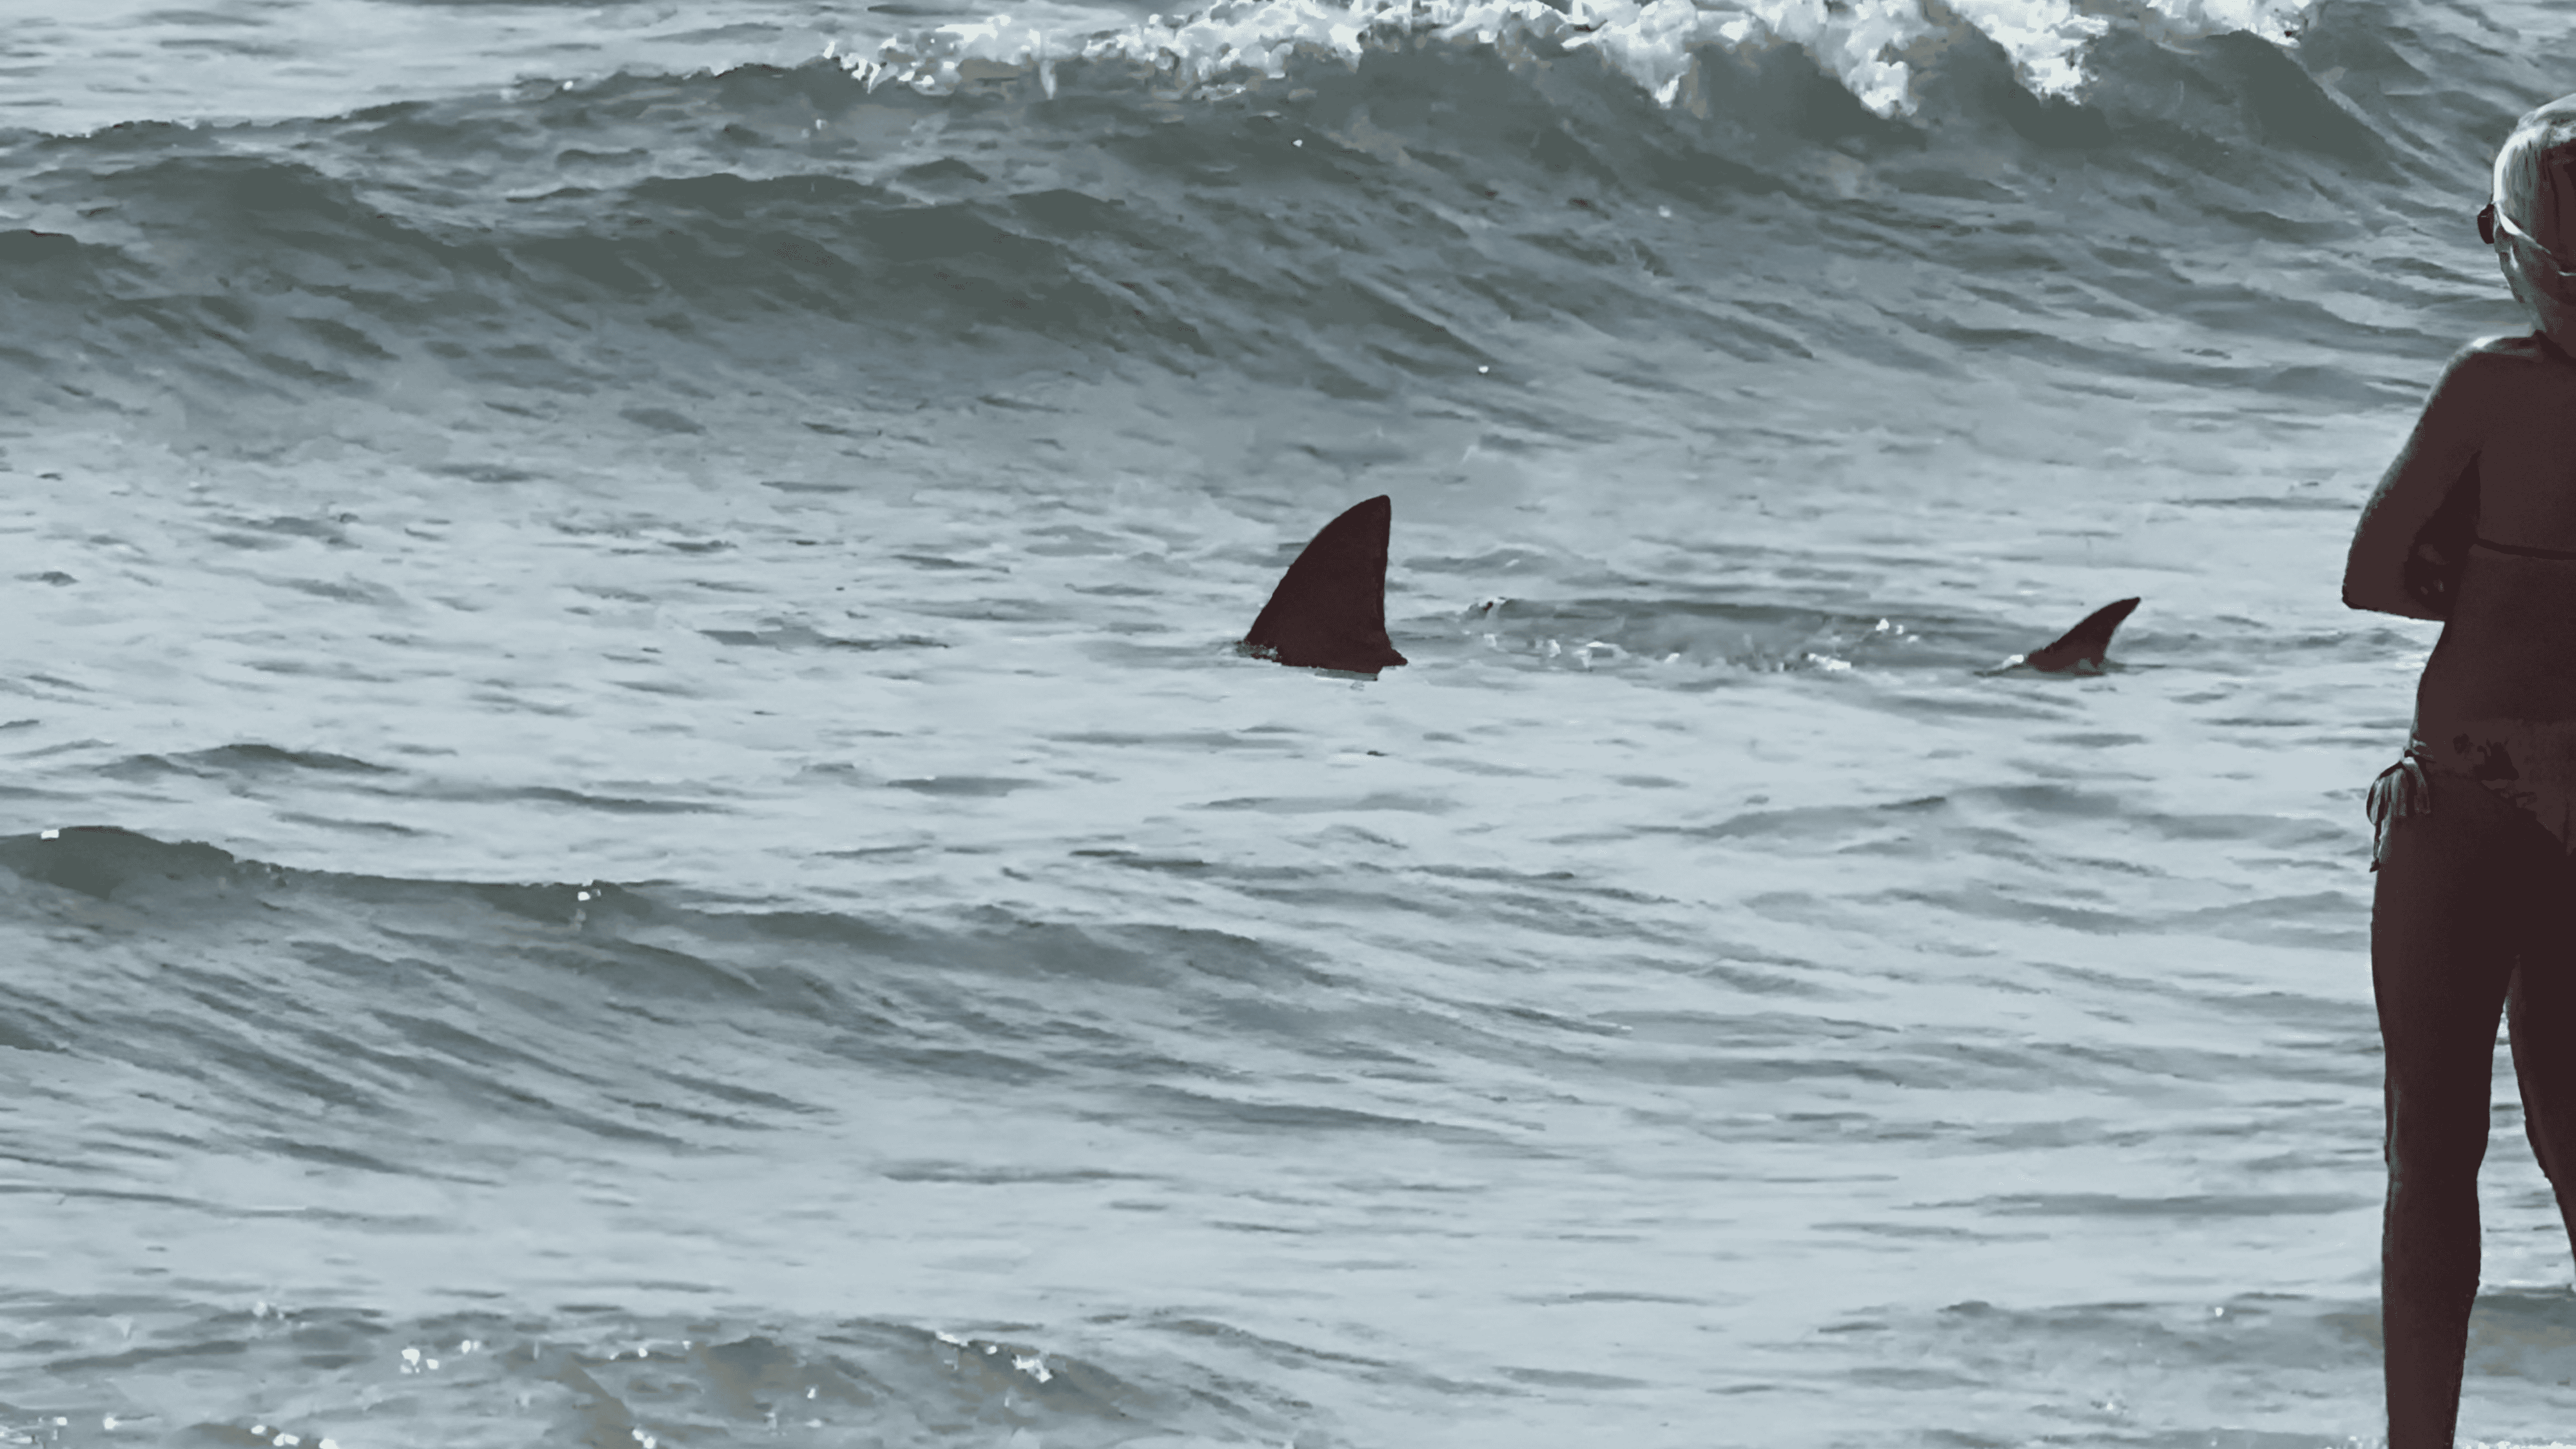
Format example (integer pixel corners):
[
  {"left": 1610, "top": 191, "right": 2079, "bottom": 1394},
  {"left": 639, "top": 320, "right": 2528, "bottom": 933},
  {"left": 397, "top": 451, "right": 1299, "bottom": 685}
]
[{"left": 3, "top": 0, "right": 2544, "bottom": 449}]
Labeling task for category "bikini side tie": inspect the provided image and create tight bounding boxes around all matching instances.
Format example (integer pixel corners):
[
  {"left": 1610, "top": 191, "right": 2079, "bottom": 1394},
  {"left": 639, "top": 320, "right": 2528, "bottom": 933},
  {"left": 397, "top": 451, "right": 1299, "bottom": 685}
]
[{"left": 2367, "top": 739, "right": 2433, "bottom": 871}]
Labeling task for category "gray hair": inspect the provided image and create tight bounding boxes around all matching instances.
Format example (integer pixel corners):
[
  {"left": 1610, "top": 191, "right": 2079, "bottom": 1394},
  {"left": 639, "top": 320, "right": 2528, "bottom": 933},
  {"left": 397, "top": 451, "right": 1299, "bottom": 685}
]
[{"left": 2495, "top": 96, "right": 2576, "bottom": 271}]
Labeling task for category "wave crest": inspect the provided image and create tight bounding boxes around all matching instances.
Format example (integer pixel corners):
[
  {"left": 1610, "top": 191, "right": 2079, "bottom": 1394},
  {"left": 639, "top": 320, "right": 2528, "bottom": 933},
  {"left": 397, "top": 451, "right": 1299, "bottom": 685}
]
[{"left": 841, "top": 0, "right": 2316, "bottom": 118}]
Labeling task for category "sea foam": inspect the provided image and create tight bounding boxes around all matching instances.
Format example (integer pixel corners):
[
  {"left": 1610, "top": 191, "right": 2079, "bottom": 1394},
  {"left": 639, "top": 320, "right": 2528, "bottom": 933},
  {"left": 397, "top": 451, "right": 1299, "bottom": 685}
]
[{"left": 842, "top": 0, "right": 2316, "bottom": 118}]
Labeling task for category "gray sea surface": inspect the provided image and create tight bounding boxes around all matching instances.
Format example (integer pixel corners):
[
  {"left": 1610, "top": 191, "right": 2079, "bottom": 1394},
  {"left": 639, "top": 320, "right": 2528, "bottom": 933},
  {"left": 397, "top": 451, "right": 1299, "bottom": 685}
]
[{"left": 6, "top": 0, "right": 2576, "bottom": 1443}]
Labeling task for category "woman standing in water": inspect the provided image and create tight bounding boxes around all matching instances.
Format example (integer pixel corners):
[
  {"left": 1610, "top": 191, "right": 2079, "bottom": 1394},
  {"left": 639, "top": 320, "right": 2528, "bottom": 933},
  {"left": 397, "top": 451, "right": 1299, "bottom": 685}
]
[{"left": 2344, "top": 96, "right": 2576, "bottom": 1448}]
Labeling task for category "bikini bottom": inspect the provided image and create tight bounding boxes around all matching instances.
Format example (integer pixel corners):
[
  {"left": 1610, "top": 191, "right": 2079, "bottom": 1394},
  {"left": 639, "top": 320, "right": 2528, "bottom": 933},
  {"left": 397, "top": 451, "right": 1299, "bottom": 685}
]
[
  {"left": 2372, "top": 729, "right": 2576, "bottom": 865},
  {"left": 2367, "top": 740, "right": 2433, "bottom": 871}
]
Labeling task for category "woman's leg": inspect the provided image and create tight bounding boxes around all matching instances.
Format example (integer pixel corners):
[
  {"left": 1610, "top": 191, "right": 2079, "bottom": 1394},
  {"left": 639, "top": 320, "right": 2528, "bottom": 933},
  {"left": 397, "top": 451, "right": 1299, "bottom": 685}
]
[
  {"left": 2375, "top": 770, "right": 2531, "bottom": 1449},
  {"left": 2506, "top": 849, "right": 2576, "bottom": 1256}
]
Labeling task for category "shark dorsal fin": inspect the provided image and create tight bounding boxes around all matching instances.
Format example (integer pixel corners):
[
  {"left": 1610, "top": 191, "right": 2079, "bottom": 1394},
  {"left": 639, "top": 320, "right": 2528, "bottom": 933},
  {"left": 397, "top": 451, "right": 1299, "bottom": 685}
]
[
  {"left": 1242, "top": 495, "right": 1407, "bottom": 674},
  {"left": 2023, "top": 596, "right": 2141, "bottom": 673}
]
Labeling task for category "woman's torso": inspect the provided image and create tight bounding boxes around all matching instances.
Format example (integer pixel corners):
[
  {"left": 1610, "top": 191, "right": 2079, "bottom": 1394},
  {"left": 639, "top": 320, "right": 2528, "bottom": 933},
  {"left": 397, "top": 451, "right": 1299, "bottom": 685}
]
[{"left": 2414, "top": 334, "right": 2576, "bottom": 840}]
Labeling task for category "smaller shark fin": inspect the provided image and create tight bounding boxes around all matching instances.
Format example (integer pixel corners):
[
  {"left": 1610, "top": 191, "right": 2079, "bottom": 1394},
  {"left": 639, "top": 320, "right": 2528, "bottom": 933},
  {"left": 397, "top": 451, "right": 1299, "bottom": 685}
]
[
  {"left": 2022, "top": 596, "right": 2141, "bottom": 674},
  {"left": 1242, "top": 495, "right": 1408, "bottom": 675}
]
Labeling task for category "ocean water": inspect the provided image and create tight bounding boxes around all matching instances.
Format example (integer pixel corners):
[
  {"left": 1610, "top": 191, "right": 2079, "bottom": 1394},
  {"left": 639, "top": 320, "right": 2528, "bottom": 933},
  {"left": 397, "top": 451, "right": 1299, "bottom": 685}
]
[{"left": 8, "top": 0, "right": 2576, "bottom": 1443}]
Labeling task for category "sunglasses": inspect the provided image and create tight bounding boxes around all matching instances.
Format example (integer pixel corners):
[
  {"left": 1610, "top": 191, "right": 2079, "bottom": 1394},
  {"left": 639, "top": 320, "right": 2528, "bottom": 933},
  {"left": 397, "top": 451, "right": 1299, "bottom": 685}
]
[{"left": 2481, "top": 200, "right": 2576, "bottom": 282}]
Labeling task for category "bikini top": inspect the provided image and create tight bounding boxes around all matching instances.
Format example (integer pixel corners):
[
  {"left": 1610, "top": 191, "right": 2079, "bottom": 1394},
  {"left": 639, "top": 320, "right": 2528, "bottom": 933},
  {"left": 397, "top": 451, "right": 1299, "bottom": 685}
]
[{"left": 2473, "top": 536, "right": 2576, "bottom": 561}]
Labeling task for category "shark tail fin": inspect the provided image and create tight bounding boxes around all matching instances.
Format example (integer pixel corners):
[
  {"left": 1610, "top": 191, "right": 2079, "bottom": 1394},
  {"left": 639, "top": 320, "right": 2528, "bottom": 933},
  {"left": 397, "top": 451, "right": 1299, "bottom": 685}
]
[
  {"left": 2022, "top": 596, "right": 2141, "bottom": 674},
  {"left": 1242, "top": 495, "right": 1408, "bottom": 674}
]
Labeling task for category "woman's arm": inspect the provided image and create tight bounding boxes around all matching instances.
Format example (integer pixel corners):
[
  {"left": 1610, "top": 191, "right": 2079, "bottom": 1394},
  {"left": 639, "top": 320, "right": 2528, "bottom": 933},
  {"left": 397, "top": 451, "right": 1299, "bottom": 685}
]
[{"left": 2343, "top": 344, "right": 2494, "bottom": 620}]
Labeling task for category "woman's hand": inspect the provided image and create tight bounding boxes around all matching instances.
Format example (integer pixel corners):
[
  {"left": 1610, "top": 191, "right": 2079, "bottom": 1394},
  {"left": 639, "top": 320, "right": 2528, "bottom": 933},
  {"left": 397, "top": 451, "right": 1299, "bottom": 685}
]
[
  {"left": 2345, "top": 341, "right": 2494, "bottom": 620},
  {"left": 2403, "top": 538, "right": 2460, "bottom": 617}
]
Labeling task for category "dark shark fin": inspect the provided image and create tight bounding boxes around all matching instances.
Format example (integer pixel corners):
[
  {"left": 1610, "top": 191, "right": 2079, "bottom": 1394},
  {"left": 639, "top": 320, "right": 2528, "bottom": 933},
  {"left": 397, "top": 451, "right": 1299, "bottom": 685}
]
[
  {"left": 1242, "top": 495, "right": 1408, "bottom": 674},
  {"left": 2022, "top": 596, "right": 2141, "bottom": 674}
]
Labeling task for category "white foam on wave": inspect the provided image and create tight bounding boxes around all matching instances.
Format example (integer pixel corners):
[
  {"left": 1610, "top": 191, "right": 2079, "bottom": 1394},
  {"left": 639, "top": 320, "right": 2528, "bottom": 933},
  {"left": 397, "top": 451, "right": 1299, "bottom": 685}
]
[{"left": 841, "top": 0, "right": 2316, "bottom": 118}]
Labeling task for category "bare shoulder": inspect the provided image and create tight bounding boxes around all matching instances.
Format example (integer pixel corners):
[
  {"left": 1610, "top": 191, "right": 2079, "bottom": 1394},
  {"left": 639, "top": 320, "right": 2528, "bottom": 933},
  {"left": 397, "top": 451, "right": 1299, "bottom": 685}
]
[
  {"left": 2414, "top": 334, "right": 2559, "bottom": 414},
  {"left": 2458, "top": 332, "right": 2560, "bottom": 368}
]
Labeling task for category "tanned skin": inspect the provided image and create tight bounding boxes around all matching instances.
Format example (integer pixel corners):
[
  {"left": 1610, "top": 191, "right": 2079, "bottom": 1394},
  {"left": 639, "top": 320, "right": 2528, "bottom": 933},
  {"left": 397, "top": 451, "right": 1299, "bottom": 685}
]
[
  {"left": 2345, "top": 328, "right": 2576, "bottom": 1449},
  {"left": 2345, "top": 335, "right": 2576, "bottom": 761}
]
